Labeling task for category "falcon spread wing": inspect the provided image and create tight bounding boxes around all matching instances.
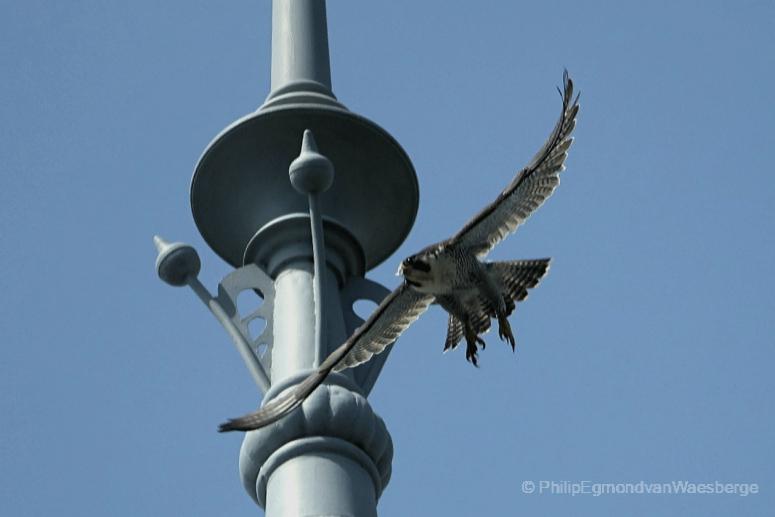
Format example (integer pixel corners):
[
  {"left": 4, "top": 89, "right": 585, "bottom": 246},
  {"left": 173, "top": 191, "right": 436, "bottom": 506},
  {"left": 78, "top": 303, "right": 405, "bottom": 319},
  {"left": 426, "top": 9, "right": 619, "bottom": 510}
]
[
  {"left": 218, "top": 283, "right": 433, "bottom": 432},
  {"left": 452, "top": 70, "right": 579, "bottom": 257}
]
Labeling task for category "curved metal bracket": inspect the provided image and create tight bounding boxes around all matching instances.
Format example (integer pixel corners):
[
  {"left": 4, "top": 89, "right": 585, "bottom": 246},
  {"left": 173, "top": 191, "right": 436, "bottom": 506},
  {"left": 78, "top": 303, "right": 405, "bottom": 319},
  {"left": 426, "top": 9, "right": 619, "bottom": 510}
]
[
  {"left": 155, "top": 236, "right": 273, "bottom": 392},
  {"left": 339, "top": 276, "right": 392, "bottom": 396},
  {"left": 217, "top": 263, "right": 276, "bottom": 376}
]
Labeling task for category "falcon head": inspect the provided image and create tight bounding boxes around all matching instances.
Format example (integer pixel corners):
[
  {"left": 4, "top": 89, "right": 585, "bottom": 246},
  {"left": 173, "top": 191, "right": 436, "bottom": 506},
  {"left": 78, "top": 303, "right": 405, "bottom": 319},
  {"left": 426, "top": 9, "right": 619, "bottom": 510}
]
[
  {"left": 398, "top": 248, "right": 442, "bottom": 293},
  {"left": 398, "top": 254, "right": 430, "bottom": 285}
]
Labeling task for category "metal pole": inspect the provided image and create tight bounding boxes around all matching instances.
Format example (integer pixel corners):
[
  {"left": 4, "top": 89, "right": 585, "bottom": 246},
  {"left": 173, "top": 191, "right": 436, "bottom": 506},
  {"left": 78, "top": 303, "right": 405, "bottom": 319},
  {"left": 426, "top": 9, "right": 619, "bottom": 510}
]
[
  {"left": 308, "top": 193, "right": 327, "bottom": 367},
  {"left": 237, "top": 3, "right": 392, "bottom": 516},
  {"left": 288, "top": 128, "right": 333, "bottom": 367},
  {"left": 179, "top": 0, "right": 419, "bottom": 511},
  {"left": 250, "top": 130, "right": 384, "bottom": 516},
  {"left": 270, "top": 0, "right": 332, "bottom": 95}
]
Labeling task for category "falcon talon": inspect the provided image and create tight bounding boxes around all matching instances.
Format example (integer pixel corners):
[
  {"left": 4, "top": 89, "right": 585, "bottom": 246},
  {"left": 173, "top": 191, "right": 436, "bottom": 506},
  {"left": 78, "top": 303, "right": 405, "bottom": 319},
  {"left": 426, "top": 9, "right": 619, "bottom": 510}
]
[
  {"left": 220, "top": 71, "right": 579, "bottom": 432},
  {"left": 497, "top": 315, "right": 516, "bottom": 351},
  {"left": 465, "top": 345, "right": 480, "bottom": 367}
]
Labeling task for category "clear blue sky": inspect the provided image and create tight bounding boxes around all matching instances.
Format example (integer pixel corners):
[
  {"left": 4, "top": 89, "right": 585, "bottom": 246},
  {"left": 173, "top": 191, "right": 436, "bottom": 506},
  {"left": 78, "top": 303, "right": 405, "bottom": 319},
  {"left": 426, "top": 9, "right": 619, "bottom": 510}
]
[{"left": 2, "top": 1, "right": 773, "bottom": 515}]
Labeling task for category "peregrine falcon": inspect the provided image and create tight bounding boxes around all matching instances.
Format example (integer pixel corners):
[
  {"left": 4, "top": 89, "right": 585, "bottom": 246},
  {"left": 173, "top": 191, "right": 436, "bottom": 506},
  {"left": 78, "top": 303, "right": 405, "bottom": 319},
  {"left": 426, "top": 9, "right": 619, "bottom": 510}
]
[{"left": 219, "top": 71, "right": 579, "bottom": 432}]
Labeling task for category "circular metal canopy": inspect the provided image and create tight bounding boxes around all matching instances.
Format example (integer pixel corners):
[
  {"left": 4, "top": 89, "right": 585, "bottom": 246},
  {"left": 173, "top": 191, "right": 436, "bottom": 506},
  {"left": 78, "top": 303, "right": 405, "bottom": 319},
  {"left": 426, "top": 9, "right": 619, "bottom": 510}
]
[{"left": 190, "top": 103, "right": 419, "bottom": 270}]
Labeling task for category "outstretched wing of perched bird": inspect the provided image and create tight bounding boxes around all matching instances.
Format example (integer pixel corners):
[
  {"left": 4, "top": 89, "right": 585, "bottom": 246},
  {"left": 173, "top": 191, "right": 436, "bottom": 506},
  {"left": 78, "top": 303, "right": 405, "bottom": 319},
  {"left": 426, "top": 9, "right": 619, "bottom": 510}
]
[
  {"left": 452, "top": 70, "right": 579, "bottom": 257},
  {"left": 219, "top": 283, "right": 433, "bottom": 432}
]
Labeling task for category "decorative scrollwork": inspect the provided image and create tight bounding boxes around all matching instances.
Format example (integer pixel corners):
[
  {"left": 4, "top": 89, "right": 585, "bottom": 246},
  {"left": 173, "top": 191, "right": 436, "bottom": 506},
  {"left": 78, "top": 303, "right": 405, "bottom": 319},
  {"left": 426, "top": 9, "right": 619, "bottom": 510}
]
[{"left": 217, "top": 263, "right": 276, "bottom": 373}]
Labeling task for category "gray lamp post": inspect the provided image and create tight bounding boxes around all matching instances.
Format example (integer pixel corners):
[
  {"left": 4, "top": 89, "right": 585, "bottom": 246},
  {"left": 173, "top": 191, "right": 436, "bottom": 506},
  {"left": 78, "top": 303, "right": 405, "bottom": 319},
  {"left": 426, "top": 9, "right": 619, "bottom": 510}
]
[{"left": 155, "top": 1, "right": 418, "bottom": 515}]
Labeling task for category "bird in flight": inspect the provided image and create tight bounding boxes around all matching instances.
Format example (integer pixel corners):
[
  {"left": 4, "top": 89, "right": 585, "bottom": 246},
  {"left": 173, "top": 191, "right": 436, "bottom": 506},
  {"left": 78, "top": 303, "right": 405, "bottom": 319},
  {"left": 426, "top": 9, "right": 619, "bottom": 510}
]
[{"left": 219, "top": 71, "right": 579, "bottom": 432}]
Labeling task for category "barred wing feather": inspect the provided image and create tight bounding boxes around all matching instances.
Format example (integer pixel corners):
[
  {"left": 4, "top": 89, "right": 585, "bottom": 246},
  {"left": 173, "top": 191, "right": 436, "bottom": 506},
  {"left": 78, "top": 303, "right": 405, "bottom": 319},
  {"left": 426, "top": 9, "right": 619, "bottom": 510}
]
[
  {"left": 218, "top": 283, "right": 432, "bottom": 432},
  {"left": 453, "top": 71, "right": 579, "bottom": 256},
  {"left": 335, "top": 283, "right": 434, "bottom": 371}
]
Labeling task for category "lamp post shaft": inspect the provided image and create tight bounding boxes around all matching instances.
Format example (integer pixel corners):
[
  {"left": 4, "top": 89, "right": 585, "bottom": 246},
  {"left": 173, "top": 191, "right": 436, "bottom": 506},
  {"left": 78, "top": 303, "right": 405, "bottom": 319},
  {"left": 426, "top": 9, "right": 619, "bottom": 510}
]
[
  {"left": 263, "top": 256, "right": 378, "bottom": 517},
  {"left": 269, "top": 0, "right": 334, "bottom": 100},
  {"left": 239, "top": 3, "right": 390, "bottom": 516},
  {"left": 269, "top": 261, "right": 346, "bottom": 382},
  {"left": 175, "top": 0, "right": 415, "bottom": 511}
]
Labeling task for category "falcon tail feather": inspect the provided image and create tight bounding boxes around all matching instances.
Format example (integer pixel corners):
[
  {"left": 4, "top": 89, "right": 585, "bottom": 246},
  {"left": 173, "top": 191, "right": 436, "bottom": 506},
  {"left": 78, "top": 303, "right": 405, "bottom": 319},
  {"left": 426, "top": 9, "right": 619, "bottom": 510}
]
[{"left": 491, "top": 258, "right": 551, "bottom": 303}]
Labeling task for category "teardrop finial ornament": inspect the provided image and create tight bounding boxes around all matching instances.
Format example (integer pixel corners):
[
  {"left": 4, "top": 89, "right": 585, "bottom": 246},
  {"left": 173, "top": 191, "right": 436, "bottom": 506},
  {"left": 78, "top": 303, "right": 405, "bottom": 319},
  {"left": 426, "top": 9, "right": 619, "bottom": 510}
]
[
  {"left": 153, "top": 235, "right": 201, "bottom": 286},
  {"left": 289, "top": 129, "right": 335, "bottom": 194}
]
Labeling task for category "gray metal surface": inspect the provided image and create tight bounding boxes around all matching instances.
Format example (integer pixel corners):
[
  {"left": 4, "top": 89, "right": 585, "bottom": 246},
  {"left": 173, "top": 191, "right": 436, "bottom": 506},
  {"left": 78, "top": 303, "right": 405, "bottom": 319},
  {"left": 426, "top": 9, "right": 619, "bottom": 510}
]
[
  {"left": 234, "top": 123, "right": 396, "bottom": 515},
  {"left": 159, "top": 1, "right": 415, "bottom": 514},
  {"left": 154, "top": 236, "right": 272, "bottom": 392},
  {"left": 189, "top": 0, "right": 418, "bottom": 272},
  {"left": 248, "top": 241, "right": 392, "bottom": 515},
  {"left": 289, "top": 130, "right": 335, "bottom": 367},
  {"left": 216, "top": 263, "right": 276, "bottom": 379},
  {"left": 239, "top": 372, "right": 393, "bottom": 510},
  {"left": 267, "top": 0, "right": 335, "bottom": 108}
]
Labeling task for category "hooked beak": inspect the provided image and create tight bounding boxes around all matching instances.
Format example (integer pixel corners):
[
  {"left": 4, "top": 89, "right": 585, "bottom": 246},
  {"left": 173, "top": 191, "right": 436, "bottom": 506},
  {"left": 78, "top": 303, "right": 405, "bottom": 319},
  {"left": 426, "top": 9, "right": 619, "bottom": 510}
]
[{"left": 396, "top": 262, "right": 406, "bottom": 276}]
